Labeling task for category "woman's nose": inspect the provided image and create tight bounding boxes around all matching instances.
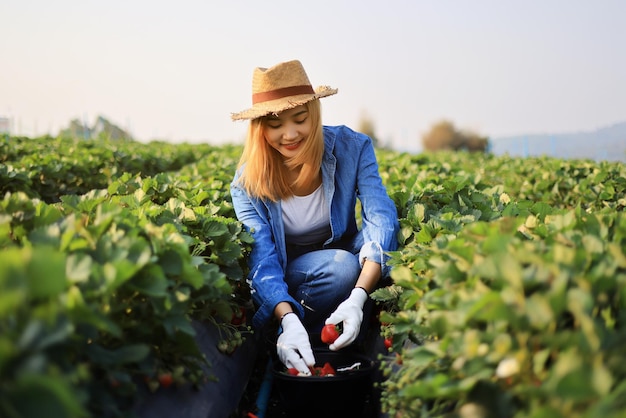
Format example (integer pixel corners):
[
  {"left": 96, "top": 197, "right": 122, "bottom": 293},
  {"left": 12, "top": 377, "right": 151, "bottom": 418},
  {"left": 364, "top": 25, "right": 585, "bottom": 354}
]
[{"left": 282, "top": 125, "right": 298, "bottom": 140}]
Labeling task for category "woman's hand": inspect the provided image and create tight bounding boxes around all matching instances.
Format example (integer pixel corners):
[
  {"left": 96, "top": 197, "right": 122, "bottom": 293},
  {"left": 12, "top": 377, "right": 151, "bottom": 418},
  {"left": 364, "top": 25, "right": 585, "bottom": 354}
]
[
  {"left": 324, "top": 287, "right": 368, "bottom": 350},
  {"left": 276, "top": 313, "right": 315, "bottom": 375}
]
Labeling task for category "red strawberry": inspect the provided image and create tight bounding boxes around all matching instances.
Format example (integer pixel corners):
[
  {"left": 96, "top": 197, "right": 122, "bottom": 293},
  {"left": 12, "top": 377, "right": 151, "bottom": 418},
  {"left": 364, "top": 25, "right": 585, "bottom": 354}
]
[
  {"left": 231, "top": 306, "right": 246, "bottom": 326},
  {"left": 158, "top": 373, "right": 173, "bottom": 388},
  {"left": 384, "top": 338, "right": 393, "bottom": 349},
  {"left": 320, "top": 362, "right": 336, "bottom": 376},
  {"left": 321, "top": 324, "right": 340, "bottom": 344}
]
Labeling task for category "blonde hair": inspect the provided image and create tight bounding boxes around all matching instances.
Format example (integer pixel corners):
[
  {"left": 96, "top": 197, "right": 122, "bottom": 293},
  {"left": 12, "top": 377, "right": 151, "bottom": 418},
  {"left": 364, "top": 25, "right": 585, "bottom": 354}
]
[{"left": 236, "top": 100, "right": 324, "bottom": 201}]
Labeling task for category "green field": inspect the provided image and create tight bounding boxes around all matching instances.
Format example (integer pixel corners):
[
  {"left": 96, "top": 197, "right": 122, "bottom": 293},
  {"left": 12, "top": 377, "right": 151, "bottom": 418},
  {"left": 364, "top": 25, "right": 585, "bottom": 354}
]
[{"left": 1, "top": 135, "right": 625, "bottom": 417}]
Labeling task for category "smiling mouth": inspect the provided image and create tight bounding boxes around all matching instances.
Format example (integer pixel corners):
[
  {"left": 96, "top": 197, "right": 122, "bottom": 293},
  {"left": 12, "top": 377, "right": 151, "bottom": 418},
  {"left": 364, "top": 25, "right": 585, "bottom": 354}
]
[{"left": 283, "top": 140, "right": 303, "bottom": 150}]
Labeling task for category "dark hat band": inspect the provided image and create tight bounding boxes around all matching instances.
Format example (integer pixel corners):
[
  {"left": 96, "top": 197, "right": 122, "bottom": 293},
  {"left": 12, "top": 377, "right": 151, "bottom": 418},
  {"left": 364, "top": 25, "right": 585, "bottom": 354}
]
[{"left": 252, "top": 85, "right": 315, "bottom": 104}]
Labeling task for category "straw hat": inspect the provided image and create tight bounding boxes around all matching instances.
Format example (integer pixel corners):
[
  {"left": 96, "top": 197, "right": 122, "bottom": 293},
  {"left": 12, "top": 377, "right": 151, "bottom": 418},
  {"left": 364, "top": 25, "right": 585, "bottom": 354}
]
[{"left": 231, "top": 60, "right": 337, "bottom": 121}]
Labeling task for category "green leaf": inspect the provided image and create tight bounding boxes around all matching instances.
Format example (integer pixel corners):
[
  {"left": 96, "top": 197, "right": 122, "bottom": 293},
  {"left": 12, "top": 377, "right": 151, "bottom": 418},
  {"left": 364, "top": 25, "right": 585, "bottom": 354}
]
[
  {"left": 525, "top": 294, "right": 555, "bottom": 331},
  {"left": 163, "top": 314, "right": 196, "bottom": 337},
  {"left": 171, "top": 329, "right": 205, "bottom": 358},
  {"left": 203, "top": 219, "right": 229, "bottom": 237},
  {"left": 26, "top": 247, "right": 67, "bottom": 299},
  {"left": 68, "top": 304, "right": 122, "bottom": 337},
  {"left": 390, "top": 265, "right": 418, "bottom": 286},
  {"left": 581, "top": 234, "right": 604, "bottom": 254},
  {"left": 160, "top": 249, "right": 183, "bottom": 276},
  {"left": 17, "top": 320, "right": 44, "bottom": 350},
  {"left": 554, "top": 368, "right": 595, "bottom": 401},
  {"left": 108, "top": 259, "right": 143, "bottom": 290},
  {"left": 533, "top": 349, "right": 551, "bottom": 376},
  {"left": 592, "top": 358, "right": 613, "bottom": 396},
  {"left": 415, "top": 227, "right": 432, "bottom": 244},
  {"left": 531, "top": 202, "right": 554, "bottom": 219},
  {"left": 130, "top": 264, "right": 169, "bottom": 297},
  {"left": 34, "top": 317, "right": 74, "bottom": 351},
  {"left": 8, "top": 373, "right": 88, "bottom": 418},
  {"left": 465, "top": 291, "right": 511, "bottom": 323},
  {"left": 0, "top": 286, "right": 25, "bottom": 319},
  {"left": 34, "top": 202, "right": 63, "bottom": 228},
  {"left": 408, "top": 203, "right": 425, "bottom": 225},
  {"left": 398, "top": 223, "right": 414, "bottom": 244},
  {"left": 65, "top": 253, "right": 92, "bottom": 283},
  {"left": 405, "top": 346, "right": 439, "bottom": 367},
  {"left": 180, "top": 261, "right": 204, "bottom": 289},
  {"left": 402, "top": 372, "right": 451, "bottom": 398},
  {"left": 86, "top": 343, "right": 150, "bottom": 365}
]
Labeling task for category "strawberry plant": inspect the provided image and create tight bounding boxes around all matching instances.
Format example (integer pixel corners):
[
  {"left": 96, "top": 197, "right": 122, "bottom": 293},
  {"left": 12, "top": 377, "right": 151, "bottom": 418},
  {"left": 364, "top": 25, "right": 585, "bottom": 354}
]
[
  {"left": 0, "top": 137, "right": 252, "bottom": 417},
  {"left": 373, "top": 151, "right": 626, "bottom": 417},
  {"left": 2, "top": 137, "right": 625, "bottom": 418}
]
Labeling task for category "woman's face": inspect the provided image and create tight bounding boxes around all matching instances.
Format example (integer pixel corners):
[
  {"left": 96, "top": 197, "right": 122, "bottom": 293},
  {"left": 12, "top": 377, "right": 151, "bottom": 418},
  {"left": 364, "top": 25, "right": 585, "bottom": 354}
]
[{"left": 263, "top": 105, "right": 312, "bottom": 159}]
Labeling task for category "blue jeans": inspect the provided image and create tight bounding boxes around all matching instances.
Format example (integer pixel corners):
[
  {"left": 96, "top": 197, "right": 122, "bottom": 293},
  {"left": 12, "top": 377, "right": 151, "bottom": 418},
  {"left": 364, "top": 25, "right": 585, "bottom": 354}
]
[{"left": 285, "top": 249, "right": 368, "bottom": 336}]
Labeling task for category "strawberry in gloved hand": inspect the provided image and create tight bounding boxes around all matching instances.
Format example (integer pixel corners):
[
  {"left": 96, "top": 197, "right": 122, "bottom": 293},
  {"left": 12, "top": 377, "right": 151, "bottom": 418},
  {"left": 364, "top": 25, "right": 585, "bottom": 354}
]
[
  {"left": 324, "top": 287, "right": 368, "bottom": 351},
  {"left": 321, "top": 324, "right": 340, "bottom": 344}
]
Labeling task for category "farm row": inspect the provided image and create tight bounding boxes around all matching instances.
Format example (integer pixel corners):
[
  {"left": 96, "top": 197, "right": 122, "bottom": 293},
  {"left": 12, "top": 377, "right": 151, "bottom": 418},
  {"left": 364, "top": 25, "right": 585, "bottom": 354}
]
[
  {"left": 374, "top": 150, "right": 625, "bottom": 417},
  {"left": 1, "top": 135, "right": 625, "bottom": 417}
]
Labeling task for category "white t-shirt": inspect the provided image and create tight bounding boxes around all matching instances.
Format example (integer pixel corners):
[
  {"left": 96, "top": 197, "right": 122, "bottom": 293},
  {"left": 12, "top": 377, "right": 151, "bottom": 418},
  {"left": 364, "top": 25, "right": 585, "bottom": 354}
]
[{"left": 282, "top": 184, "right": 331, "bottom": 246}]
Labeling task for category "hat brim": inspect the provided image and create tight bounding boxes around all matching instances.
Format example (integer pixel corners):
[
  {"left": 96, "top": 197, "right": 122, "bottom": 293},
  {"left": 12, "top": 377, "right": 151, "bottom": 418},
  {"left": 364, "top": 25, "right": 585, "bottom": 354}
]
[{"left": 231, "top": 86, "right": 337, "bottom": 121}]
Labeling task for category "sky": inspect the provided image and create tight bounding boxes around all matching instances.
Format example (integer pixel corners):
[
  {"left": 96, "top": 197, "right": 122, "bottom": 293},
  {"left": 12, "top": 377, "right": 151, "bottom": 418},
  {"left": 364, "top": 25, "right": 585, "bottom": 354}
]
[{"left": 2, "top": 0, "right": 625, "bottom": 153}]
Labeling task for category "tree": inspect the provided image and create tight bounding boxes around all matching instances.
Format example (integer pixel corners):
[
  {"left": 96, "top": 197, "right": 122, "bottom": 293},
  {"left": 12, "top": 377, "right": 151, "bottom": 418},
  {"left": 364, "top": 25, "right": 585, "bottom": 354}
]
[
  {"left": 422, "top": 120, "right": 463, "bottom": 151},
  {"left": 92, "top": 116, "right": 132, "bottom": 141},
  {"left": 358, "top": 111, "right": 380, "bottom": 148},
  {"left": 59, "top": 119, "right": 92, "bottom": 140},
  {"left": 463, "top": 132, "right": 490, "bottom": 152},
  {"left": 58, "top": 115, "right": 132, "bottom": 141},
  {"left": 422, "top": 120, "right": 489, "bottom": 153}
]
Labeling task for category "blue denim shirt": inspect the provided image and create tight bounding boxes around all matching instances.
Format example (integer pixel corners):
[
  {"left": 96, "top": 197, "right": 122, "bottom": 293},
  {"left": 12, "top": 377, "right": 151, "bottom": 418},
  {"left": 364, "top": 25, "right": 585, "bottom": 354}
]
[{"left": 230, "top": 125, "right": 399, "bottom": 329}]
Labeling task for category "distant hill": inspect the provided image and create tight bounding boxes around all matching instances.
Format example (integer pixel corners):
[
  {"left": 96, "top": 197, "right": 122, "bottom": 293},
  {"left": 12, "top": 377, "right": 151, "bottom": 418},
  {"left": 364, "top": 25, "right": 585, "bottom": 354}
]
[{"left": 490, "top": 121, "right": 626, "bottom": 163}]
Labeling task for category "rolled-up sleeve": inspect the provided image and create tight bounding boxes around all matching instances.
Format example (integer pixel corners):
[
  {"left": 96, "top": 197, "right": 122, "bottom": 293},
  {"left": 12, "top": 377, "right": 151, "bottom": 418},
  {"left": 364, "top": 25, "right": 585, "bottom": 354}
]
[{"left": 355, "top": 135, "right": 399, "bottom": 277}]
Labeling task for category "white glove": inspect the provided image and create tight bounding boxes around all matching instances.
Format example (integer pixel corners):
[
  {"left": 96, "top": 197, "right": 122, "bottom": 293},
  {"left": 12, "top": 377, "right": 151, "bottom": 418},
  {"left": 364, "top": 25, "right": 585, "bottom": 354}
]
[
  {"left": 276, "top": 313, "right": 315, "bottom": 375},
  {"left": 325, "top": 287, "right": 368, "bottom": 351}
]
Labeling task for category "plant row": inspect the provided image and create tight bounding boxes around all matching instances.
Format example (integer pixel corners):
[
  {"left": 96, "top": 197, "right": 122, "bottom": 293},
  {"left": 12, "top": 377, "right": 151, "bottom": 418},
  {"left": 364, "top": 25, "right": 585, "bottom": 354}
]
[
  {"left": 2, "top": 136, "right": 625, "bottom": 418},
  {"left": 1, "top": 136, "right": 219, "bottom": 203},
  {"left": 372, "top": 151, "right": 626, "bottom": 417},
  {"left": 1, "top": 137, "right": 251, "bottom": 417}
]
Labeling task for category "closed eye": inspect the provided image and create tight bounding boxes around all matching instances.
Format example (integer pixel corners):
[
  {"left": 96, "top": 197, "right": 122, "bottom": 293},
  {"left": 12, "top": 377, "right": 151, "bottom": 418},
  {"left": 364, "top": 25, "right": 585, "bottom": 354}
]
[{"left": 264, "top": 108, "right": 309, "bottom": 129}]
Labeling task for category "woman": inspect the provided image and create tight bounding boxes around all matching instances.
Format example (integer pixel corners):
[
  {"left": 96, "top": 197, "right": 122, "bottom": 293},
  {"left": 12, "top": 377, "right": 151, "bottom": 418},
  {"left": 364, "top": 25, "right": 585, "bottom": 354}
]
[{"left": 230, "top": 60, "right": 399, "bottom": 375}]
